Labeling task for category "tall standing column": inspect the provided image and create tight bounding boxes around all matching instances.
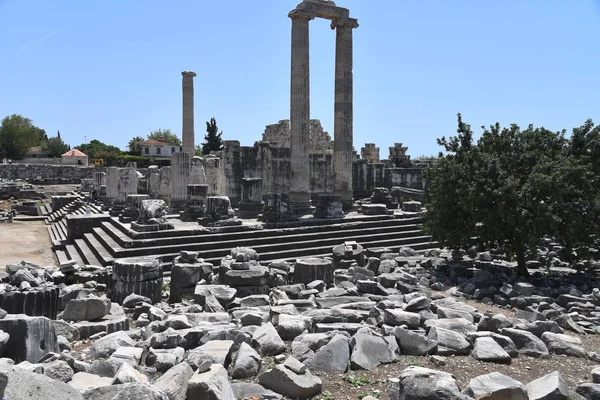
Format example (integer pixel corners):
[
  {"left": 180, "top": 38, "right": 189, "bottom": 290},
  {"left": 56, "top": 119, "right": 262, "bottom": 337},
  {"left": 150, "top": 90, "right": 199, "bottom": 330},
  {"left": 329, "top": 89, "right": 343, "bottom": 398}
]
[
  {"left": 181, "top": 71, "right": 197, "bottom": 156},
  {"left": 288, "top": 9, "right": 314, "bottom": 214},
  {"left": 332, "top": 18, "right": 358, "bottom": 208}
]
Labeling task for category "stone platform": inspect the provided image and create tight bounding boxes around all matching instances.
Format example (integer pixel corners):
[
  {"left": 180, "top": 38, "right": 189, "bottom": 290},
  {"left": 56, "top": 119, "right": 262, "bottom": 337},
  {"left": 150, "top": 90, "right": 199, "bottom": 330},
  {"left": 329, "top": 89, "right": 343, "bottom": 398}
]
[{"left": 50, "top": 208, "right": 435, "bottom": 269}]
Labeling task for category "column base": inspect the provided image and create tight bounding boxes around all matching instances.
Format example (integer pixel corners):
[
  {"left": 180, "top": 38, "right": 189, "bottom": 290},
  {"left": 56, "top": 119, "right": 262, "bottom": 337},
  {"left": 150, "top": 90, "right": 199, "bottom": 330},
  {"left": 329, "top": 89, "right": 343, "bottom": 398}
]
[
  {"left": 237, "top": 202, "right": 264, "bottom": 219},
  {"left": 334, "top": 190, "right": 354, "bottom": 210},
  {"left": 289, "top": 191, "right": 314, "bottom": 216}
]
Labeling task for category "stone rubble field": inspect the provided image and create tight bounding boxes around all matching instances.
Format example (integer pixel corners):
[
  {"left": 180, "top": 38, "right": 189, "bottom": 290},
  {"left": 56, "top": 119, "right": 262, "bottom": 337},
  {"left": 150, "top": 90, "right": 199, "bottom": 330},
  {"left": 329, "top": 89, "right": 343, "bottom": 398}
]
[{"left": 0, "top": 244, "right": 600, "bottom": 399}]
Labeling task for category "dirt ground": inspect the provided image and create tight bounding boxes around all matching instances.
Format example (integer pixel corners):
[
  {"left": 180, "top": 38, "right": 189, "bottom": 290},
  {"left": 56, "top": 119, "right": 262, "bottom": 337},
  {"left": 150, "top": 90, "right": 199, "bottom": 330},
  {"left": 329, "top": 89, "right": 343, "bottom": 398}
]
[
  {"left": 316, "top": 299, "right": 598, "bottom": 400},
  {"left": 0, "top": 220, "right": 56, "bottom": 268}
]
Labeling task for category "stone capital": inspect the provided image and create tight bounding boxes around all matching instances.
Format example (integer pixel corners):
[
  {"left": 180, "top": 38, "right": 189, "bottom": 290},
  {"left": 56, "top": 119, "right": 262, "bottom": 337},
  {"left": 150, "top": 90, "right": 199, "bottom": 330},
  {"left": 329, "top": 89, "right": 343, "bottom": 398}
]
[
  {"left": 288, "top": 8, "right": 316, "bottom": 21},
  {"left": 331, "top": 17, "right": 359, "bottom": 30},
  {"left": 181, "top": 71, "right": 197, "bottom": 78}
]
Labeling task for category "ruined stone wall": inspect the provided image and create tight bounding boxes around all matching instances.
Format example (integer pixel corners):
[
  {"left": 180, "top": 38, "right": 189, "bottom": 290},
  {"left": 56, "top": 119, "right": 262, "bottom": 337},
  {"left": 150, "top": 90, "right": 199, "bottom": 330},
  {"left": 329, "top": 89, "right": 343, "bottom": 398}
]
[
  {"left": 222, "top": 143, "right": 424, "bottom": 203},
  {"left": 0, "top": 164, "right": 95, "bottom": 183},
  {"left": 223, "top": 141, "right": 245, "bottom": 205},
  {"left": 384, "top": 167, "right": 424, "bottom": 190},
  {"left": 259, "top": 119, "right": 333, "bottom": 153},
  {"left": 310, "top": 153, "right": 333, "bottom": 199},
  {"left": 353, "top": 161, "right": 386, "bottom": 198}
]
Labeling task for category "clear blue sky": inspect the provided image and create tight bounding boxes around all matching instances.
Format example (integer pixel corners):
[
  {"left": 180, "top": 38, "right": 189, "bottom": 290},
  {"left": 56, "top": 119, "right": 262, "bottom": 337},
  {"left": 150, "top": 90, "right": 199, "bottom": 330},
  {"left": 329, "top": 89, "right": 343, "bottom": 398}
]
[{"left": 1, "top": 0, "right": 599, "bottom": 158}]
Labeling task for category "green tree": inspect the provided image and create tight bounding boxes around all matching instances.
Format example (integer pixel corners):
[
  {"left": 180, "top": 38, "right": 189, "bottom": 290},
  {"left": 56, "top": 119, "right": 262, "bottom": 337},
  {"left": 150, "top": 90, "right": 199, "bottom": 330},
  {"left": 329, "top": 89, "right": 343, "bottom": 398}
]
[
  {"left": 127, "top": 136, "right": 144, "bottom": 154},
  {"left": 194, "top": 144, "right": 203, "bottom": 157},
  {"left": 74, "top": 139, "right": 122, "bottom": 160},
  {"left": 424, "top": 114, "right": 598, "bottom": 276},
  {"left": 202, "top": 117, "right": 224, "bottom": 155},
  {"left": 147, "top": 129, "right": 181, "bottom": 146},
  {"left": 43, "top": 136, "right": 69, "bottom": 158},
  {"left": 0, "top": 114, "right": 46, "bottom": 159}
]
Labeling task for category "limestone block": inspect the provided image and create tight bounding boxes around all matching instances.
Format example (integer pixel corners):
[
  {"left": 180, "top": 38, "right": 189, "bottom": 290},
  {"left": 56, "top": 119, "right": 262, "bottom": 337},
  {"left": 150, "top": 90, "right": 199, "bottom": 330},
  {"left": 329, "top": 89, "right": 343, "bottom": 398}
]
[
  {"left": 293, "top": 258, "right": 334, "bottom": 286},
  {"left": 313, "top": 194, "right": 344, "bottom": 219},
  {"left": 0, "top": 315, "right": 59, "bottom": 363}
]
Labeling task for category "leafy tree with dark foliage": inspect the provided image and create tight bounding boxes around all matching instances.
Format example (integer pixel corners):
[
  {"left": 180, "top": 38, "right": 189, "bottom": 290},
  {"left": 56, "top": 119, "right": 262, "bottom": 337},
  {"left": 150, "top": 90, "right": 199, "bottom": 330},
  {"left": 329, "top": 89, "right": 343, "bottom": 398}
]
[
  {"left": 424, "top": 114, "right": 599, "bottom": 276},
  {"left": 147, "top": 129, "right": 180, "bottom": 146},
  {"left": 202, "top": 117, "right": 224, "bottom": 155},
  {"left": 0, "top": 114, "right": 46, "bottom": 159},
  {"left": 43, "top": 136, "right": 69, "bottom": 157},
  {"left": 74, "top": 139, "right": 121, "bottom": 160},
  {"left": 127, "top": 136, "right": 144, "bottom": 154}
]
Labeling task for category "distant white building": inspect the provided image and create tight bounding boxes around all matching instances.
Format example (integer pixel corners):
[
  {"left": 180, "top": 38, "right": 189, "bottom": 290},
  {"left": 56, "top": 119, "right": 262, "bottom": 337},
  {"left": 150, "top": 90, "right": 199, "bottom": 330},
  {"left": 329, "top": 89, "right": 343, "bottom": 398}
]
[
  {"left": 61, "top": 149, "right": 89, "bottom": 166},
  {"left": 138, "top": 140, "right": 181, "bottom": 157}
]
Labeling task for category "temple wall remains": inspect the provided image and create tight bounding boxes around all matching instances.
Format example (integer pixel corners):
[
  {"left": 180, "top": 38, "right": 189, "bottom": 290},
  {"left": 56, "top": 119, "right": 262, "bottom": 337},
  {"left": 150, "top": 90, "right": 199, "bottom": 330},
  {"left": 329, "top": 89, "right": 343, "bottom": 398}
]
[
  {"left": 0, "top": 164, "right": 95, "bottom": 183},
  {"left": 220, "top": 140, "right": 425, "bottom": 203}
]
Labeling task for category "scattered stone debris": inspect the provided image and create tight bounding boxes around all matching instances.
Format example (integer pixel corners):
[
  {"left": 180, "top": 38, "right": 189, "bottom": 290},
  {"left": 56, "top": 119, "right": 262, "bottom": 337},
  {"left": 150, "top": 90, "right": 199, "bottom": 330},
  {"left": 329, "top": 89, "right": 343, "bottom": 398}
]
[{"left": 0, "top": 240, "right": 599, "bottom": 399}]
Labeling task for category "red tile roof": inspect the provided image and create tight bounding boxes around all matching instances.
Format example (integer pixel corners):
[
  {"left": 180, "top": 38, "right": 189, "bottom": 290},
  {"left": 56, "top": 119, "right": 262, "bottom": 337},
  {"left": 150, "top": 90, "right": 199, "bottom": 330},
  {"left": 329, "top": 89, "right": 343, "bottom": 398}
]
[
  {"left": 140, "top": 140, "right": 169, "bottom": 145},
  {"left": 62, "top": 149, "right": 87, "bottom": 157}
]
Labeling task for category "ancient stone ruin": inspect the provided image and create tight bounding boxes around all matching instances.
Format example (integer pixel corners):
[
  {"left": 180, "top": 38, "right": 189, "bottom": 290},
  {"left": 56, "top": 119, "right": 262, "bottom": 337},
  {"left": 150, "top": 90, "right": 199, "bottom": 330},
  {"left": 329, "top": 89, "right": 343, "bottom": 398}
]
[{"left": 0, "top": 1, "right": 597, "bottom": 399}]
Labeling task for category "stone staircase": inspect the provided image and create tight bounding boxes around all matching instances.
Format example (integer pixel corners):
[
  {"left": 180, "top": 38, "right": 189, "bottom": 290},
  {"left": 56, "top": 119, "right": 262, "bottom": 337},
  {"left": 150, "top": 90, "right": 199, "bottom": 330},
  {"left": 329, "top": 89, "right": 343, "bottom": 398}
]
[
  {"left": 46, "top": 201, "right": 104, "bottom": 250},
  {"left": 53, "top": 213, "right": 438, "bottom": 268}
]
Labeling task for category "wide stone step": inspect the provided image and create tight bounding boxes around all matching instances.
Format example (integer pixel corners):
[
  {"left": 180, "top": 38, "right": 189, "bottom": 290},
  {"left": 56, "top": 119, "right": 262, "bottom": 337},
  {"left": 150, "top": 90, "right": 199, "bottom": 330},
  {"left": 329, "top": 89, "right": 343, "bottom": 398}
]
[
  {"left": 65, "top": 244, "right": 85, "bottom": 266},
  {"left": 55, "top": 249, "right": 70, "bottom": 266},
  {"left": 163, "top": 239, "right": 438, "bottom": 268},
  {"left": 98, "top": 224, "right": 426, "bottom": 256},
  {"left": 104, "top": 228, "right": 433, "bottom": 262},
  {"left": 100, "top": 215, "right": 424, "bottom": 249},
  {"left": 83, "top": 233, "right": 115, "bottom": 266},
  {"left": 74, "top": 238, "right": 102, "bottom": 266}
]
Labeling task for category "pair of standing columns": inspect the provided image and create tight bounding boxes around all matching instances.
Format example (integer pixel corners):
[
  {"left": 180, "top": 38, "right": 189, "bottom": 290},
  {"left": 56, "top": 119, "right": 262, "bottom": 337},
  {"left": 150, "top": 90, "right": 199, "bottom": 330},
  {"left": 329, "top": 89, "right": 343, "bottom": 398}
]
[{"left": 288, "top": 10, "right": 358, "bottom": 210}]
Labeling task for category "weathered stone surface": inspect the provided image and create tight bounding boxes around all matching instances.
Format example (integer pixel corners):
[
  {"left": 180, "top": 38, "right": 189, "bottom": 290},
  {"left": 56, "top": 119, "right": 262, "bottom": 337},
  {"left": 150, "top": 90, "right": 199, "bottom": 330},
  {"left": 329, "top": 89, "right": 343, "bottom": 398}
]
[
  {"left": 186, "top": 363, "right": 235, "bottom": 400},
  {"left": 252, "top": 322, "right": 286, "bottom": 356},
  {"left": 541, "top": 332, "right": 587, "bottom": 358},
  {"left": 258, "top": 356, "right": 322, "bottom": 399},
  {"left": 231, "top": 382, "right": 283, "bottom": 400},
  {"left": 500, "top": 328, "right": 549, "bottom": 358},
  {"left": 576, "top": 383, "right": 600, "bottom": 399},
  {"left": 303, "top": 334, "right": 350, "bottom": 373},
  {"left": 350, "top": 333, "right": 398, "bottom": 370},
  {"left": 187, "top": 340, "right": 234, "bottom": 370},
  {"left": 62, "top": 296, "right": 111, "bottom": 322},
  {"left": 424, "top": 318, "right": 477, "bottom": 336},
  {"left": 112, "top": 362, "right": 148, "bottom": 384},
  {"left": 463, "top": 372, "right": 528, "bottom": 400},
  {"left": 5, "top": 367, "right": 83, "bottom": 399},
  {"left": 384, "top": 309, "right": 421, "bottom": 329},
  {"left": 294, "top": 258, "right": 334, "bottom": 285},
  {"left": 230, "top": 342, "right": 261, "bottom": 379},
  {"left": 472, "top": 337, "right": 512, "bottom": 363},
  {"left": 72, "top": 313, "right": 130, "bottom": 340},
  {"left": 111, "top": 258, "right": 163, "bottom": 304},
  {"left": 275, "top": 313, "right": 311, "bottom": 341},
  {"left": 154, "top": 361, "right": 194, "bottom": 400},
  {"left": 527, "top": 371, "right": 570, "bottom": 400},
  {"left": 82, "top": 383, "right": 169, "bottom": 400},
  {"left": 392, "top": 327, "right": 438, "bottom": 356},
  {"left": 89, "top": 331, "right": 135, "bottom": 359},
  {"left": 0, "top": 315, "right": 59, "bottom": 363},
  {"left": 68, "top": 372, "right": 112, "bottom": 391},
  {"left": 394, "top": 366, "right": 465, "bottom": 400},
  {"left": 44, "top": 360, "right": 74, "bottom": 382},
  {"left": 428, "top": 327, "right": 471, "bottom": 356}
]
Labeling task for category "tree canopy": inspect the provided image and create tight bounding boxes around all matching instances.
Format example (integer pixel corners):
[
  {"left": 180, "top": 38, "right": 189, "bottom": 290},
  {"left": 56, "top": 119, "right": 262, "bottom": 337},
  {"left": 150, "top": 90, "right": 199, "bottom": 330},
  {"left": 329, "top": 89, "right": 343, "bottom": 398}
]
[
  {"left": 43, "top": 136, "right": 69, "bottom": 157},
  {"left": 127, "top": 136, "right": 144, "bottom": 154},
  {"left": 424, "top": 114, "right": 600, "bottom": 276},
  {"left": 74, "top": 139, "right": 122, "bottom": 160},
  {"left": 0, "top": 114, "right": 46, "bottom": 159},
  {"left": 147, "top": 129, "right": 181, "bottom": 146},
  {"left": 202, "top": 117, "right": 224, "bottom": 155}
]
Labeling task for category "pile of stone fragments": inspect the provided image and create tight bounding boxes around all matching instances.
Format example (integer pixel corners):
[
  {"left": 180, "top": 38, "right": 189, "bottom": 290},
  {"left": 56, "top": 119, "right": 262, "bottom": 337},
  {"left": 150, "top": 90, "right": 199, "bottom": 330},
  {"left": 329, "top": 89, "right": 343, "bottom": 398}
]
[{"left": 0, "top": 244, "right": 600, "bottom": 399}]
